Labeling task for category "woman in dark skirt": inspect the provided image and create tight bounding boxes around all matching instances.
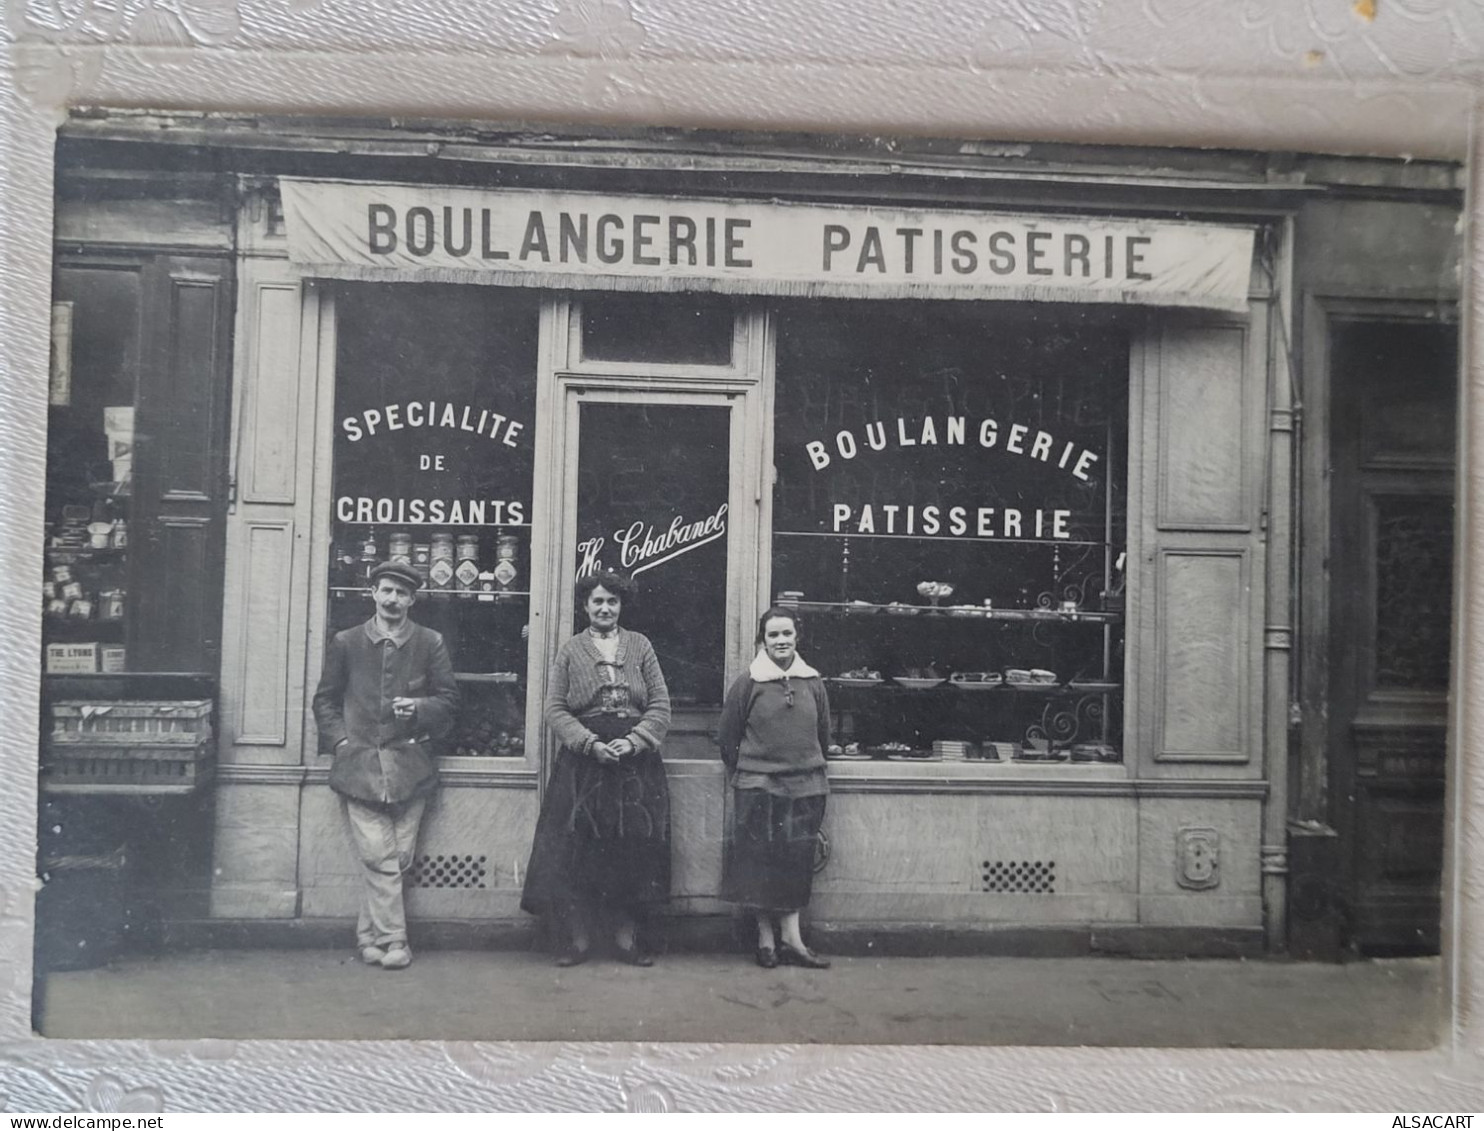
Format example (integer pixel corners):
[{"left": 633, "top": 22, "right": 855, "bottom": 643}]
[
  {"left": 719, "top": 607, "right": 832, "bottom": 969},
  {"left": 521, "top": 571, "right": 672, "bottom": 966}
]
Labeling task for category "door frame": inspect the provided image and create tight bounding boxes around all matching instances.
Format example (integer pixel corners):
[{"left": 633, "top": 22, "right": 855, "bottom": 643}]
[
  {"left": 1296, "top": 295, "right": 1459, "bottom": 824},
  {"left": 1297, "top": 294, "right": 1459, "bottom": 952},
  {"left": 524, "top": 296, "right": 773, "bottom": 780}
]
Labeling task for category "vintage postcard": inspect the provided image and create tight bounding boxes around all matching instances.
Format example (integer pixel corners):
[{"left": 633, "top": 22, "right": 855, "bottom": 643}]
[
  {"left": 27, "top": 111, "right": 1459, "bottom": 1042},
  {"left": 2, "top": 0, "right": 1481, "bottom": 1114}
]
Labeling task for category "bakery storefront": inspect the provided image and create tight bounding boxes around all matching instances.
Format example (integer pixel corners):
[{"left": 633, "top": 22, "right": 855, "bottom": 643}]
[
  {"left": 268, "top": 177, "right": 1272, "bottom": 942},
  {"left": 43, "top": 121, "right": 1461, "bottom": 955}
]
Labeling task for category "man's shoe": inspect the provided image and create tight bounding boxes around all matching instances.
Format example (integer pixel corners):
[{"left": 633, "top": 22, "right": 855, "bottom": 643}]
[
  {"left": 554, "top": 944, "right": 590, "bottom": 968},
  {"left": 380, "top": 945, "right": 412, "bottom": 970},
  {"left": 754, "top": 946, "right": 778, "bottom": 969},
  {"left": 778, "top": 942, "right": 830, "bottom": 969},
  {"left": 360, "top": 945, "right": 387, "bottom": 965}
]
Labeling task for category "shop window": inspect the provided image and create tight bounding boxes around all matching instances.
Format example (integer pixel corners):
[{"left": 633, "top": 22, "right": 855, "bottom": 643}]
[
  {"left": 771, "top": 301, "right": 1128, "bottom": 766},
  {"left": 43, "top": 266, "right": 140, "bottom": 684},
  {"left": 330, "top": 284, "right": 540, "bottom": 758},
  {"left": 42, "top": 257, "right": 232, "bottom": 682},
  {"left": 579, "top": 292, "right": 735, "bottom": 367}
]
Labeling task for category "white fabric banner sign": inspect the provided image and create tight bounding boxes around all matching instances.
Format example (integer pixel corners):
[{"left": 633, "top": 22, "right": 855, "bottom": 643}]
[{"left": 281, "top": 178, "right": 1255, "bottom": 310}]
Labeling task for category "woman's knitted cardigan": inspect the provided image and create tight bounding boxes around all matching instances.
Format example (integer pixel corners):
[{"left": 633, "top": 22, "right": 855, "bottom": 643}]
[{"left": 544, "top": 628, "right": 672, "bottom": 756}]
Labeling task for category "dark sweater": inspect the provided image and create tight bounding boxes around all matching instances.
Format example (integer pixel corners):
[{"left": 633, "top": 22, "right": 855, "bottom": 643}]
[{"left": 718, "top": 657, "right": 831, "bottom": 775}]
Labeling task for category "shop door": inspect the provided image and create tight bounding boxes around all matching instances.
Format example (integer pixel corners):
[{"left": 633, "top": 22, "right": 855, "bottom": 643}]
[
  {"left": 1327, "top": 317, "right": 1456, "bottom": 954},
  {"left": 562, "top": 390, "right": 744, "bottom": 759}
]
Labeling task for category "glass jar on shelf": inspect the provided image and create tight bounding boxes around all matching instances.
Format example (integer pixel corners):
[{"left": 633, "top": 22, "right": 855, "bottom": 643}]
[
  {"left": 494, "top": 532, "right": 519, "bottom": 591},
  {"left": 429, "top": 532, "right": 456, "bottom": 598},
  {"left": 454, "top": 535, "right": 480, "bottom": 597},
  {"left": 387, "top": 531, "right": 412, "bottom": 564},
  {"left": 410, "top": 542, "right": 432, "bottom": 586}
]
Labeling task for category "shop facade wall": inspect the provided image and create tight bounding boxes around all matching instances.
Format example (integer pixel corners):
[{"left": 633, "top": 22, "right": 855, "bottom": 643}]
[
  {"left": 809, "top": 784, "right": 1139, "bottom": 925},
  {"left": 216, "top": 247, "right": 318, "bottom": 763},
  {"left": 1127, "top": 308, "right": 1273, "bottom": 783},
  {"left": 1134, "top": 794, "right": 1264, "bottom": 928},
  {"left": 209, "top": 767, "right": 304, "bottom": 918},
  {"left": 210, "top": 199, "right": 330, "bottom": 918},
  {"left": 297, "top": 776, "right": 537, "bottom": 920},
  {"left": 667, "top": 763, "right": 727, "bottom": 903},
  {"left": 1296, "top": 198, "right": 1461, "bottom": 299},
  {"left": 289, "top": 764, "right": 728, "bottom": 922}
]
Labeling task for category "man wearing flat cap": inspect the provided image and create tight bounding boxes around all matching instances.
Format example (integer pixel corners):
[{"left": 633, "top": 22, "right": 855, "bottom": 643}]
[{"left": 313, "top": 561, "right": 459, "bottom": 969}]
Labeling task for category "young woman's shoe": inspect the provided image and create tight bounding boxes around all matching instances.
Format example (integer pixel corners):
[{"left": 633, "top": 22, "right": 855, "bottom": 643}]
[
  {"left": 777, "top": 942, "right": 830, "bottom": 969},
  {"left": 615, "top": 943, "right": 655, "bottom": 967},
  {"left": 755, "top": 946, "right": 779, "bottom": 969}
]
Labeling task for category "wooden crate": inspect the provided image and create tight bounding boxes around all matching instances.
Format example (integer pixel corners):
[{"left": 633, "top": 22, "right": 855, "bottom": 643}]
[
  {"left": 50, "top": 699, "right": 212, "bottom": 745},
  {"left": 41, "top": 738, "right": 214, "bottom": 795}
]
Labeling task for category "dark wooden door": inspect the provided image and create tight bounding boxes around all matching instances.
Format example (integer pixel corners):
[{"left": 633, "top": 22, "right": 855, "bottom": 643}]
[
  {"left": 1328, "top": 317, "right": 1455, "bottom": 954},
  {"left": 130, "top": 255, "right": 235, "bottom": 674}
]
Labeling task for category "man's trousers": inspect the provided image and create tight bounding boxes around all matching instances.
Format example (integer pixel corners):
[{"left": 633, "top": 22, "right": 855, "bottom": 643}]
[{"left": 341, "top": 795, "right": 427, "bottom": 948}]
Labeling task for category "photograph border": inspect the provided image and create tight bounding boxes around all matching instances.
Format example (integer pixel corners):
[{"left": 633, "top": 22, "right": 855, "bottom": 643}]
[{"left": 2, "top": 2, "right": 1481, "bottom": 1110}]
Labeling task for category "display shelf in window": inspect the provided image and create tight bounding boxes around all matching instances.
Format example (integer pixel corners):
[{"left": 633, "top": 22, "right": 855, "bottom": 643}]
[
  {"left": 775, "top": 537, "right": 1126, "bottom": 764},
  {"left": 329, "top": 587, "right": 531, "bottom": 599},
  {"left": 449, "top": 677, "right": 527, "bottom": 757},
  {"left": 331, "top": 527, "right": 529, "bottom": 595},
  {"left": 334, "top": 521, "right": 534, "bottom": 528},
  {"left": 825, "top": 675, "right": 1123, "bottom": 696},
  {"left": 42, "top": 458, "right": 136, "bottom": 676},
  {"left": 779, "top": 597, "right": 1122, "bottom": 624}
]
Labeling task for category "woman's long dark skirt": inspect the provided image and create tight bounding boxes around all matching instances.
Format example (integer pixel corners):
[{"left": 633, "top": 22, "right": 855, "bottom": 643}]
[
  {"left": 520, "top": 719, "right": 672, "bottom": 918},
  {"left": 721, "top": 787, "right": 826, "bottom": 912}
]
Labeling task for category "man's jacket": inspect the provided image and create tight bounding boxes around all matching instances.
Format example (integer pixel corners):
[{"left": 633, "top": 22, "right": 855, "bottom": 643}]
[{"left": 312, "top": 619, "right": 459, "bottom": 804}]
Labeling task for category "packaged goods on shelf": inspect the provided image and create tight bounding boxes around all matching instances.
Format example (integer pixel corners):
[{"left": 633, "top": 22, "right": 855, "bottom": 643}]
[{"left": 46, "top": 643, "right": 98, "bottom": 674}]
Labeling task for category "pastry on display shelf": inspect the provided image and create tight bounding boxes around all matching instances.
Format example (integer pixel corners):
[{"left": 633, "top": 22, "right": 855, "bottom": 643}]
[
  {"left": 950, "top": 671, "right": 1004, "bottom": 687},
  {"left": 1004, "top": 668, "right": 1059, "bottom": 685},
  {"left": 916, "top": 581, "right": 954, "bottom": 605}
]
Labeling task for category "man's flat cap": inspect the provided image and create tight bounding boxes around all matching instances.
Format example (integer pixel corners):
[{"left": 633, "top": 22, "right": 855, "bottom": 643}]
[{"left": 369, "top": 560, "right": 423, "bottom": 591}]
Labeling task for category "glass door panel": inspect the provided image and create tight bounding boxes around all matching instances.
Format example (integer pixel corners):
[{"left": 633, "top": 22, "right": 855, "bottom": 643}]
[{"left": 573, "top": 400, "right": 732, "bottom": 759}]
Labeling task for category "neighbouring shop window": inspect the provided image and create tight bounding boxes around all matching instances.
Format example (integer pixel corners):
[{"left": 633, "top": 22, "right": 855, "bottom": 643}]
[
  {"left": 331, "top": 284, "right": 540, "bottom": 758},
  {"left": 771, "top": 300, "right": 1128, "bottom": 766},
  {"left": 573, "top": 400, "right": 732, "bottom": 759},
  {"left": 580, "top": 292, "right": 735, "bottom": 366},
  {"left": 42, "top": 266, "right": 140, "bottom": 675}
]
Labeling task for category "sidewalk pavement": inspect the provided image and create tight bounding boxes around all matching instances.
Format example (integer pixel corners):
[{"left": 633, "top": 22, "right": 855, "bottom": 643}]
[{"left": 35, "top": 949, "right": 1443, "bottom": 1048}]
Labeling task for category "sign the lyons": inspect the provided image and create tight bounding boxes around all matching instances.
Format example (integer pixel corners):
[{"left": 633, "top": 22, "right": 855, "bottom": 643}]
[{"left": 281, "top": 179, "right": 1255, "bottom": 311}]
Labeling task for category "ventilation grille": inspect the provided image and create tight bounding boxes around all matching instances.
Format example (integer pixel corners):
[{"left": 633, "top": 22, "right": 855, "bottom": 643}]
[
  {"left": 981, "top": 859, "right": 1056, "bottom": 894},
  {"left": 408, "top": 853, "right": 489, "bottom": 889}
]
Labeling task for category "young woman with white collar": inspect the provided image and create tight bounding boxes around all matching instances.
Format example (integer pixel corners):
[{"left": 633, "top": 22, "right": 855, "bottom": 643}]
[{"left": 718, "top": 607, "right": 832, "bottom": 969}]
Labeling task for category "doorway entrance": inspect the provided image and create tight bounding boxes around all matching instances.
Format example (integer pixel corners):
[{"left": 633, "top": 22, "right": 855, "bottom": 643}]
[
  {"left": 1326, "top": 315, "right": 1456, "bottom": 954},
  {"left": 564, "top": 392, "right": 743, "bottom": 757}
]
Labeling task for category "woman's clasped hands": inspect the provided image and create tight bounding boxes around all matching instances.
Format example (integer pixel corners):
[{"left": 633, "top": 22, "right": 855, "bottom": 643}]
[{"left": 592, "top": 736, "right": 635, "bottom": 764}]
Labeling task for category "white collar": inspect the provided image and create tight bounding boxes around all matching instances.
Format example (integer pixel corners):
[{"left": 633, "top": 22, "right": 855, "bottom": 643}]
[{"left": 749, "top": 651, "right": 820, "bottom": 681}]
